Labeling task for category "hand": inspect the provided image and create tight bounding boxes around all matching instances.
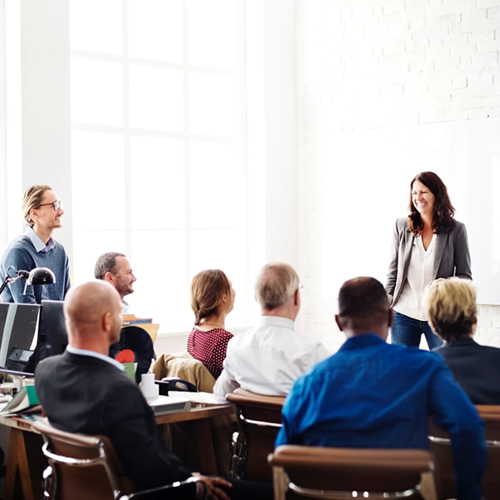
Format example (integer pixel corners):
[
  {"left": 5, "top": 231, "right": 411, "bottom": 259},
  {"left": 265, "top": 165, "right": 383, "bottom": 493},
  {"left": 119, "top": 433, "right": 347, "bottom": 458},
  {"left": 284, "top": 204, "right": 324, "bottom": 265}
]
[{"left": 193, "top": 473, "right": 232, "bottom": 500}]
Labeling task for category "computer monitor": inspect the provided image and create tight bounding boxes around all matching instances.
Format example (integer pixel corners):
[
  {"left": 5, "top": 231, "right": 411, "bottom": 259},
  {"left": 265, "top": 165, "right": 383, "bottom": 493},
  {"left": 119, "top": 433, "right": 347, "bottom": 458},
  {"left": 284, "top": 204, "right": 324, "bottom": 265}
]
[
  {"left": 41, "top": 300, "right": 68, "bottom": 358},
  {"left": 0, "top": 303, "right": 40, "bottom": 371}
]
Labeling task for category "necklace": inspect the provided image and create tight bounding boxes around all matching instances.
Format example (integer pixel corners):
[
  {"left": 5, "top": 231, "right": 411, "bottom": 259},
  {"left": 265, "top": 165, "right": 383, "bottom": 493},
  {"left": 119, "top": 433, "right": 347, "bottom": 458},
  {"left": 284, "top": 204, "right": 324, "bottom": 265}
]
[{"left": 200, "top": 322, "right": 225, "bottom": 330}]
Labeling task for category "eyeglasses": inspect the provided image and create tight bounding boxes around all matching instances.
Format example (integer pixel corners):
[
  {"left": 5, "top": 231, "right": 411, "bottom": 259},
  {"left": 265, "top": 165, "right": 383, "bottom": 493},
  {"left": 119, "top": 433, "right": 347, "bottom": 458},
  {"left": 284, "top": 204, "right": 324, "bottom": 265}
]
[
  {"left": 39, "top": 200, "right": 64, "bottom": 211},
  {"left": 298, "top": 284, "right": 304, "bottom": 291}
]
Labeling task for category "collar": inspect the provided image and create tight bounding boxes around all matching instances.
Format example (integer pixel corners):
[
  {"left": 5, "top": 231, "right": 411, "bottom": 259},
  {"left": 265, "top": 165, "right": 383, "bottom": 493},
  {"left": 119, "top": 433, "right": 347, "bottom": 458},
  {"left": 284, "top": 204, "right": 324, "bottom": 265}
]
[
  {"left": 338, "top": 333, "right": 386, "bottom": 352},
  {"left": 66, "top": 345, "right": 125, "bottom": 371},
  {"left": 25, "top": 226, "right": 55, "bottom": 253},
  {"left": 443, "top": 337, "right": 477, "bottom": 347},
  {"left": 258, "top": 315, "right": 295, "bottom": 330}
]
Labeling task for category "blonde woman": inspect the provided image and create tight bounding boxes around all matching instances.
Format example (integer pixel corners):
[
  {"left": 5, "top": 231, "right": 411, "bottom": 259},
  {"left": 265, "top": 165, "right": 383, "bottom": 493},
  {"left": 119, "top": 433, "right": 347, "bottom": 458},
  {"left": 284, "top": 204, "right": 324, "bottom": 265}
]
[
  {"left": 188, "top": 269, "right": 235, "bottom": 379},
  {"left": 425, "top": 278, "right": 500, "bottom": 405}
]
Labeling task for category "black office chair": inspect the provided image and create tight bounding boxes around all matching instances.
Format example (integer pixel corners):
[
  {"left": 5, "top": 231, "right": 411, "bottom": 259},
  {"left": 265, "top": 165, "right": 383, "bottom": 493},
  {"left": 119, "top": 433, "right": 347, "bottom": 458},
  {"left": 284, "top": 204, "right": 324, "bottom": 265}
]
[{"left": 110, "top": 326, "right": 156, "bottom": 384}]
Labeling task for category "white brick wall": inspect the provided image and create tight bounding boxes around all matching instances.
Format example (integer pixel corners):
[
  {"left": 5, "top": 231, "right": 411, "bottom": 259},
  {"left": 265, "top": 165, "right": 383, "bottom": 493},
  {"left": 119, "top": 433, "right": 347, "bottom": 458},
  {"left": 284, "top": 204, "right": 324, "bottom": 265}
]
[{"left": 296, "top": 0, "right": 500, "bottom": 352}]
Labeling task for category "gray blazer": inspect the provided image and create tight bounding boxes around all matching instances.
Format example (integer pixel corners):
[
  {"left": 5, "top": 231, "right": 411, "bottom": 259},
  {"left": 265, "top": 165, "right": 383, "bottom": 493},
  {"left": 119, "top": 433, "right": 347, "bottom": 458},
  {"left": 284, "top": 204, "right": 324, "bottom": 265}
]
[{"left": 385, "top": 217, "right": 472, "bottom": 307}]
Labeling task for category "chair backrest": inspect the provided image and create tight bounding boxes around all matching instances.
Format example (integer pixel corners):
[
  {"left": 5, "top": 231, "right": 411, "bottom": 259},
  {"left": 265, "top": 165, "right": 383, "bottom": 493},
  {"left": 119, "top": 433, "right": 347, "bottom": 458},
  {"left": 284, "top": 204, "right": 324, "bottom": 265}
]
[
  {"left": 269, "top": 445, "right": 438, "bottom": 500},
  {"left": 152, "top": 352, "right": 216, "bottom": 392},
  {"left": 226, "top": 388, "right": 285, "bottom": 482},
  {"left": 33, "top": 420, "right": 133, "bottom": 500},
  {"left": 428, "top": 405, "right": 500, "bottom": 500}
]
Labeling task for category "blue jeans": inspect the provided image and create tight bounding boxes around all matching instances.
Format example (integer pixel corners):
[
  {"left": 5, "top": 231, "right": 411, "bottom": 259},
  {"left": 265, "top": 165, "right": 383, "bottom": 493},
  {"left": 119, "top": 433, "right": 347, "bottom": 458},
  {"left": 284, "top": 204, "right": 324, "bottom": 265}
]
[{"left": 391, "top": 312, "right": 443, "bottom": 349}]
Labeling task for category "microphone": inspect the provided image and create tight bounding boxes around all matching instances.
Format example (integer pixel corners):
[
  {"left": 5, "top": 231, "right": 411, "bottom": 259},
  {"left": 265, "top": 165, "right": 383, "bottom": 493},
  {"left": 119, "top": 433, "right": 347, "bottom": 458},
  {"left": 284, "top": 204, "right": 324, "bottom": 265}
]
[{"left": 17, "top": 270, "right": 30, "bottom": 279}]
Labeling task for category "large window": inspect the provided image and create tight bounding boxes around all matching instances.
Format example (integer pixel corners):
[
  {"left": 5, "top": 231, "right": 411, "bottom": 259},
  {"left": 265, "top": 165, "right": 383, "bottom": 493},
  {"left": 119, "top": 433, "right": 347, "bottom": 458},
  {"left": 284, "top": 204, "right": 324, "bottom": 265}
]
[{"left": 69, "top": 0, "right": 247, "bottom": 330}]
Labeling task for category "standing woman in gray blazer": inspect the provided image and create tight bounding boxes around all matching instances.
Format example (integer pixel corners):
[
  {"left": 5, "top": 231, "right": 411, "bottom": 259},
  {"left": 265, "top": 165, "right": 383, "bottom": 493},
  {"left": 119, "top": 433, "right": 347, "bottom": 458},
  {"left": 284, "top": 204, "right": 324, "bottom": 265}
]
[{"left": 385, "top": 171, "right": 472, "bottom": 348}]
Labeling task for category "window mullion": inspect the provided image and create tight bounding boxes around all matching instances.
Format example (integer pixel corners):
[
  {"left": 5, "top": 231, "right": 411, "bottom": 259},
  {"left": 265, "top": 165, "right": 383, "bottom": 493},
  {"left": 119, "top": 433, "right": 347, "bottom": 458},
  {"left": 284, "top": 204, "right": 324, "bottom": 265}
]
[
  {"left": 123, "top": 0, "right": 132, "bottom": 257},
  {"left": 183, "top": 0, "right": 191, "bottom": 308}
]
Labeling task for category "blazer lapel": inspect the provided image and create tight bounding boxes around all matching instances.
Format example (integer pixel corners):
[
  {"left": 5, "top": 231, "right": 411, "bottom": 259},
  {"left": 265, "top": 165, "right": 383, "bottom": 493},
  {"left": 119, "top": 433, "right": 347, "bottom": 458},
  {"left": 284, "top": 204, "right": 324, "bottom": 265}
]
[
  {"left": 432, "top": 232, "right": 448, "bottom": 278},
  {"left": 402, "top": 230, "right": 415, "bottom": 277}
]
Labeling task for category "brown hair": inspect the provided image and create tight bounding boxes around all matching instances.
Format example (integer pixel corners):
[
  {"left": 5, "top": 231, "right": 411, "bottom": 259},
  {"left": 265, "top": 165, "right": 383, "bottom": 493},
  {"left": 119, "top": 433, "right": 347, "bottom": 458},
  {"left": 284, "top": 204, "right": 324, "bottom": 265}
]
[
  {"left": 22, "top": 185, "right": 52, "bottom": 227},
  {"left": 425, "top": 278, "right": 476, "bottom": 343},
  {"left": 191, "top": 269, "right": 231, "bottom": 326},
  {"left": 408, "top": 172, "right": 455, "bottom": 235}
]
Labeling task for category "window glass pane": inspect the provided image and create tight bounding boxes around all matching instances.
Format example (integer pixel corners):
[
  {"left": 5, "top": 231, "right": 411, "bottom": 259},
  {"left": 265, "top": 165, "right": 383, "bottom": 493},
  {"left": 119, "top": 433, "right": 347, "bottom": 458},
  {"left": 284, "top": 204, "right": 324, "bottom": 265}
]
[
  {"left": 190, "top": 142, "right": 240, "bottom": 229},
  {"left": 190, "top": 229, "right": 245, "bottom": 322},
  {"left": 71, "top": 58, "right": 123, "bottom": 126},
  {"left": 189, "top": 73, "right": 239, "bottom": 137},
  {"left": 188, "top": 0, "right": 238, "bottom": 69},
  {"left": 131, "top": 230, "right": 191, "bottom": 326},
  {"left": 129, "top": 65, "right": 183, "bottom": 132},
  {"left": 128, "top": 0, "right": 182, "bottom": 63},
  {"left": 72, "top": 230, "right": 126, "bottom": 285},
  {"left": 130, "top": 136, "right": 185, "bottom": 230},
  {"left": 70, "top": 0, "right": 122, "bottom": 55},
  {"left": 71, "top": 130, "right": 125, "bottom": 230}
]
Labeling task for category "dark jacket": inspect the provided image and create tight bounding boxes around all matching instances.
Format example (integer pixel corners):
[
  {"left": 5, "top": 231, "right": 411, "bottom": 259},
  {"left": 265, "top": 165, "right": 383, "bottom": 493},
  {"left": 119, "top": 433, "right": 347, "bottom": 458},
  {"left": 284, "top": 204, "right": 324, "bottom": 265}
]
[
  {"left": 433, "top": 337, "right": 500, "bottom": 405},
  {"left": 35, "top": 350, "right": 195, "bottom": 499}
]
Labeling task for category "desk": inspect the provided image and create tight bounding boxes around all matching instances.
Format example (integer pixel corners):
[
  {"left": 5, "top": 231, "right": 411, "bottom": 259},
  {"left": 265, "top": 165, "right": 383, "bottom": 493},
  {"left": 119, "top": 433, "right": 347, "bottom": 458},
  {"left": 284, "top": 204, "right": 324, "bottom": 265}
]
[
  {"left": 158, "top": 404, "right": 236, "bottom": 476},
  {"left": 1, "top": 404, "right": 235, "bottom": 500}
]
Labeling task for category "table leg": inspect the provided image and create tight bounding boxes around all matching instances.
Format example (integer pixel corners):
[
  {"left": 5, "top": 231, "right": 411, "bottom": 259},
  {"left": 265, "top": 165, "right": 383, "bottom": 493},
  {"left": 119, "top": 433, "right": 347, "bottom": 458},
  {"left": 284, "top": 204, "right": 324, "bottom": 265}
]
[
  {"left": 4, "top": 428, "right": 44, "bottom": 500},
  {"left": 191, "top": 418, "right": 218, "bottom": 476}
]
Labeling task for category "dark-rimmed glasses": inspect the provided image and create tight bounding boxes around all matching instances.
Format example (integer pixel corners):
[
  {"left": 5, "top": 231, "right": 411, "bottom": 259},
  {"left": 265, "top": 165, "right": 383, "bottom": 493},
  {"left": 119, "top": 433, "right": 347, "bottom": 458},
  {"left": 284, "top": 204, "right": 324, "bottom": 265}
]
[{"left": 39, "top": 200, "right": 64, "bottom": 211}]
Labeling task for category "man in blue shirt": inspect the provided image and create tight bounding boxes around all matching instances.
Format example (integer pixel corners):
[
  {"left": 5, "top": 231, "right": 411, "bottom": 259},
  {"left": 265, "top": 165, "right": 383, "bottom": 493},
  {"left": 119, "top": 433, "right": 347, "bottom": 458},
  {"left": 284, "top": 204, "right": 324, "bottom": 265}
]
[
  {"left": 0, "top": 185, "right": 70, "bottom": 304},
  {"left": 276, "top": 276, "right": 486, "bottom": 500}
]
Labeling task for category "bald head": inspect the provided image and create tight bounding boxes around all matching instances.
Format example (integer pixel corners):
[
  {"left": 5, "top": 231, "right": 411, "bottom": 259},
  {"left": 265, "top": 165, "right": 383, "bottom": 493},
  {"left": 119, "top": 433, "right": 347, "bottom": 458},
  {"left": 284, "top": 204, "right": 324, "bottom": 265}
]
[
  {"left": 336, "top": 277, "right": 392, "bottom": 338},
  {"left": 64, "top": 281, "right": 122, "bottom": 349}
]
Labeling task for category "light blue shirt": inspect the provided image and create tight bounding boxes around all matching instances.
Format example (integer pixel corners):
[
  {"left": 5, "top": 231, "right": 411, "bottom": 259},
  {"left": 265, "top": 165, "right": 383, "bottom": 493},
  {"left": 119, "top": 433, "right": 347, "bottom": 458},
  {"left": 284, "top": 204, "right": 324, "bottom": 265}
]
[
  {"left": 25, "top": 226, "right": 55, "bottom": 253},
  {"left": 66, "top": 345, "right": 124, "bottom": 371}
]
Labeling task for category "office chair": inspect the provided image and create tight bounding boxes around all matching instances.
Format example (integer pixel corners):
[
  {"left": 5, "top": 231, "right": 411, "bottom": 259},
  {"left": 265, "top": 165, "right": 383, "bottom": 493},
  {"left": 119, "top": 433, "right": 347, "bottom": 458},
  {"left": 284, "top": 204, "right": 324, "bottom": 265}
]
[
  {"left": 226, "top": 388, "right": 285, "bottom": 482},
  {"left": 429, "top": 405, "right": 500, "bottom": 500},
  {"left": 268, "top": 445, "right": 439, "bottom": 500},
  {"left": 33, "top": 419, "right": 200, "bottom": 500},
  {"left": 110, "top": 326, "right": 156, "bottom": 384}
]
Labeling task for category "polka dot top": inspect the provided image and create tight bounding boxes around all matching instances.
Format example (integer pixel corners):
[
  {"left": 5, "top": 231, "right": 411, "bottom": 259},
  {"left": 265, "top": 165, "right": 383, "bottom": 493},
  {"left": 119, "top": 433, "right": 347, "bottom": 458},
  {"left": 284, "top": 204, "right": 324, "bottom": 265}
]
[{"left": 187, "top": 327, "right": 234, "bottom": 380}]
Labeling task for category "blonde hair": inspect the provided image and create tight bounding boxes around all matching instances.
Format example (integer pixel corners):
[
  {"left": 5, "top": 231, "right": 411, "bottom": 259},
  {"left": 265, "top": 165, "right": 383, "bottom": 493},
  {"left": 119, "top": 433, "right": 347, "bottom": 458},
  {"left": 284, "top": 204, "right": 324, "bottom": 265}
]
[
  {"left": 191, "top": 269, "right": 231, "bottom": 326},
  {"left": 424, "top": 278, "right": 477, "bottom": 342},
  {"left": 255, "top": 262, "right": 299, "bottom": 310},
  {"left": 22, "top": 185, "right": 52, "bottom": 227}
]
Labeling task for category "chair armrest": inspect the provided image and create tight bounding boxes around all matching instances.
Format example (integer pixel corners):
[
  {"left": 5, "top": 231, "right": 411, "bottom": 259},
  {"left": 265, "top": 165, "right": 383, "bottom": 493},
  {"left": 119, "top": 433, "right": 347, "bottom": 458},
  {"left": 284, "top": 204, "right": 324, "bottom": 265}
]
[{"left": 121, "top": 476, "right": 201, "bottom": 499}]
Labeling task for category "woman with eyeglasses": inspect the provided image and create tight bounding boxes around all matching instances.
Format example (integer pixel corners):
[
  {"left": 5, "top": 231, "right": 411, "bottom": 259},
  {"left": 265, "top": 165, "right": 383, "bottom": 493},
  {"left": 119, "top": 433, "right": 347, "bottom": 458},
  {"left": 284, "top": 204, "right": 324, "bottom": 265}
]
[
  {"left": 385, "top": 171, "right": 472, "bottom": 349},
  {"left": 188, "top": 269, "right": 235, "bottom": 380}
]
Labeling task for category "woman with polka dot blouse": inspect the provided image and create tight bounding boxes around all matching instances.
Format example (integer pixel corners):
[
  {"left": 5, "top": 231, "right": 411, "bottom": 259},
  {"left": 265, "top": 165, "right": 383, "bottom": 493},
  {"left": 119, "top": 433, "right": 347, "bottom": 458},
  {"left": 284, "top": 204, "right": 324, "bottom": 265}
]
[{"left": 187, "top": 269, "right": 235, "bottom": 380}]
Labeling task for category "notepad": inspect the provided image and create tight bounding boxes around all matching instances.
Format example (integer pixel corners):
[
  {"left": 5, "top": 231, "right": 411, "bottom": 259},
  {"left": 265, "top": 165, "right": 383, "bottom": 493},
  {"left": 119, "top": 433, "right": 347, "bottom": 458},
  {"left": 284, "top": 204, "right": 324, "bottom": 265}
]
[
  {"left": 0, "top": 385, "right": 40, "bottom": 416},
  {"left": 146, "top": 395, "right": 191, "bottom": 416}
]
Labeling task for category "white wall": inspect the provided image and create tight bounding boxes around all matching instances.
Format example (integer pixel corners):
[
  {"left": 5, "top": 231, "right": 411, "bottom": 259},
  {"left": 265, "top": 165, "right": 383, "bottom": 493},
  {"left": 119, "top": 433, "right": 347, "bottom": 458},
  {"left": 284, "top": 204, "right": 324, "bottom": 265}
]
[
  {"left": 296, "top": 0, "right": 500, "bottom": 351},
  {"left": 0, "top": 0, "right": 298, "bottom": 355}
]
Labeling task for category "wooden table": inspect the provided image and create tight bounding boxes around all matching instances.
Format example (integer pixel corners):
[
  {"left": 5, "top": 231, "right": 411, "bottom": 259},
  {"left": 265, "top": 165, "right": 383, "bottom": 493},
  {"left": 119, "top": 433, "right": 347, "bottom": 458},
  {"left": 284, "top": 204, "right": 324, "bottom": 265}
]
[{"left": 1, "top": 403, "right": 235, "bottom": 500}]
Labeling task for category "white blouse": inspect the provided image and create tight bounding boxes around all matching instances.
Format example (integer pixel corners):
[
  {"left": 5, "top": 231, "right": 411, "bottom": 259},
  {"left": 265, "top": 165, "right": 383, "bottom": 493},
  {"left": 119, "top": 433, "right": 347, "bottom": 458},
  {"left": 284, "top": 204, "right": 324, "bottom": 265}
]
[{"left": 393, "top": 234, "right": 436, "bottom": 321}]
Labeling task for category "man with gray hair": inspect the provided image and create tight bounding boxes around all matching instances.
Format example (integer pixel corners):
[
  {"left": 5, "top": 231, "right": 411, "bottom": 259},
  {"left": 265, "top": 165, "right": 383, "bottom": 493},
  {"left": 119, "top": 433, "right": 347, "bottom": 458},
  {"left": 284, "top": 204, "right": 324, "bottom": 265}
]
[
  {"left": 94, "top": 252, "right": 137, "bottom": 313},
  {"left": 214, "top": 262, "right": 330, "bottom": 396}
]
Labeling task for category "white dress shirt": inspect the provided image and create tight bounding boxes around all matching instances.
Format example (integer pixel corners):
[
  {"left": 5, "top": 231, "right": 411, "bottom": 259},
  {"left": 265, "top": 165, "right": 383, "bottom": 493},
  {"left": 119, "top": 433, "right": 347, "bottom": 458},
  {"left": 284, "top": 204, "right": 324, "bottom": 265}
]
[
  {"left": 394, "top": 234, "right": 436, "bottom": 321},
  {"left": 213, "top": 316, "right": 331, "bottom": 397}
]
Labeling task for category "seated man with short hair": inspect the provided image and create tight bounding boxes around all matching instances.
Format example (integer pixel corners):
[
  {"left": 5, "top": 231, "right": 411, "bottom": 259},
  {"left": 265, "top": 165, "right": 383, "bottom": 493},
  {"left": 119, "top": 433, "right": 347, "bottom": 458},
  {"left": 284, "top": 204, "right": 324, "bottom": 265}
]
[
  {"left": 427, "top": 277, "right": 500, "bottom": 405},
  {"left": 35, "top": 281, "right": 272, "bottom": 500},
  {"left": 214, "top": 262, "right": 329, "bottom": 397},
  {"left": 276, "top": 277, "right": 486, "bottom": 500},
  {"left": 95, "top": 252, "right": 136, "bottom": 313}
]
